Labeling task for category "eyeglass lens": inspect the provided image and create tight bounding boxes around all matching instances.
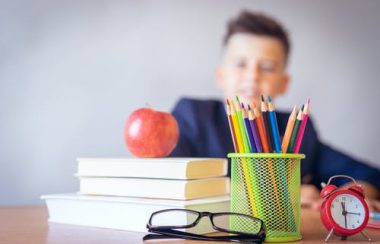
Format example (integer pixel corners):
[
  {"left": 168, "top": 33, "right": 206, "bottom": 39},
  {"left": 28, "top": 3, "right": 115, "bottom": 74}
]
[
  {"left": 151, "top": 209, "right": 199, "bottom": 228},
  {"left": 151, "top": 210, "right": 262, "bottom": 235},
  {"left": 213, "top": 213, "right": 262, "bottom": 234}
]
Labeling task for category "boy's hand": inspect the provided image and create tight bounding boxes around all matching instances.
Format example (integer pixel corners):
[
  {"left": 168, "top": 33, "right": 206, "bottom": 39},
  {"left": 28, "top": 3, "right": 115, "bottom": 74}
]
[
  {"left": 367, "top": 199, "right": 380, "bottom": 212},
  {"left": 343, "top": 181, "right": 380, "bottom": 212},
  {"left": 301, "top": 184, "right": 322, "bottom": 209}
]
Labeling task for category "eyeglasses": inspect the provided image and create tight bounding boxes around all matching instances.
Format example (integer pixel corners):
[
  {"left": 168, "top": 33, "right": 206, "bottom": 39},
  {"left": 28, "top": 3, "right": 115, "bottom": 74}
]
[{"left": 143, "top": 209, "right": 266, "bottom": 243}]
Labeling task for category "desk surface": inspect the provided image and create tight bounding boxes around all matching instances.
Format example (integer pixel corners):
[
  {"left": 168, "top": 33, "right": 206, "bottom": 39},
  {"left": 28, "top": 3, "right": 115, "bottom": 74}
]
[{"left": 0, "top": 206, "right": 379, "bottom": 244}]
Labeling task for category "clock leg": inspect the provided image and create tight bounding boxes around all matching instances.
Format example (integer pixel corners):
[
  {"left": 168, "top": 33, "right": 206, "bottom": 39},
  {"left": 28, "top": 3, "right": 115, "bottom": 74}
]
[
  {"left": 325, "top": 228, "right": 334, "bottom": 242},
  {"left": 340, "top": 236, "right": 347, "bottom": 241},
  {"left": 360, "top": 230, "right": 372, "bottom": 242}
]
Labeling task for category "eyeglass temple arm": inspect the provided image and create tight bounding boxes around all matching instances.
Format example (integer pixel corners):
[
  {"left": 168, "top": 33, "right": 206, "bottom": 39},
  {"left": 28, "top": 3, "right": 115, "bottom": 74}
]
[
  {"left": 144, "top": 228, "right": 263, "bottom": 243},
  {"left": 143, "top": 233, "right": 173, "bottom": 241},
  {"left": 143, "top": 234, "right": 263, "bottom": 244}
]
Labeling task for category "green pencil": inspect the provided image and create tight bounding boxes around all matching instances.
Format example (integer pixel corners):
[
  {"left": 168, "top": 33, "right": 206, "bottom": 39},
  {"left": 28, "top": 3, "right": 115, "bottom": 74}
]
[
  {"left": 287, "top": 107, "right": 303, "bottom": 153},
  {"left": 235, "top": 97, "right": 250, "bottom": 153}
]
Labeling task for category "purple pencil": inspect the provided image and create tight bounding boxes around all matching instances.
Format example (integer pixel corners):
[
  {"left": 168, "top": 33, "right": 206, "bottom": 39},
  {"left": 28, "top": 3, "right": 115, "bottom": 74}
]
[
  {"left": 248, "top": 105, "right": 263, "bottom": 153},
  {"left": 242, "top": 103, "right": 257, "bottom": 153},
  {"left": 241, "top": 103, "right": 257, "bottom": 153}
]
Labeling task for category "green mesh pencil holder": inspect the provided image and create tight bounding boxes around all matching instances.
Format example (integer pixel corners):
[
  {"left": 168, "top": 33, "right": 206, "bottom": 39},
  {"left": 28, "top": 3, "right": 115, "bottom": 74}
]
[{"left": 228, "top": 153, "right": 305, "bottom": 242}]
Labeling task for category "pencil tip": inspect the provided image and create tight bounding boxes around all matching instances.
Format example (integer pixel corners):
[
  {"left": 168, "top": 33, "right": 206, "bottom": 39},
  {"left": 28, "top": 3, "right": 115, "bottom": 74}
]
[
  {"left": 226, "top": 98, "right": 229, "bottom": 105},
  {"left": 261, "top": 95, "right": 265, "bottom": 101},
  {"left": 253, "top": 101, "right": 257, "bottom": 108},
  {"left": 247, "top": 104, "right": 251, "bottom": 110},
  {"left": 267, "top": 96, "right": 272, "bottom": 102},
  {"left": 241, "top": 102, "right": 245, "bottom": 109},
  {"left": 307, "top": 98, "right": 310, "bottom": 104},
  {"left": 236, "top": 96, "right": 240, "bottom": 102}
]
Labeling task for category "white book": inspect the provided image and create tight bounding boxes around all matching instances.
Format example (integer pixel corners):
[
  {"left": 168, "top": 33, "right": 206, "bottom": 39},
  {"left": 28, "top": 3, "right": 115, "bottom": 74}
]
[
  {"left": 77, "top": 157, "right": 227, "bottom": 179},
  {"left": 42, "top": 193, "right": 230, "bottom": 234},
  {"left": 79, "top": 176, "right": 230, "bottom": 200}
]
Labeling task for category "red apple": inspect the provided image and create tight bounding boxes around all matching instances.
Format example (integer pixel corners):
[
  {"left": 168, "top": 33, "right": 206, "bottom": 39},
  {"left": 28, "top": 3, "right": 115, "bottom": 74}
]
[{"left": 124, "top": 108, "right": 179, "bottom": 158}]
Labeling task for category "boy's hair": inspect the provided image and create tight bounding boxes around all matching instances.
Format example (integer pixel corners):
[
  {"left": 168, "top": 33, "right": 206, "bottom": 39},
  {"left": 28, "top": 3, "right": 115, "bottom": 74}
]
[{"left": 224, "top": 10, "right": 290, "bottom": 62}]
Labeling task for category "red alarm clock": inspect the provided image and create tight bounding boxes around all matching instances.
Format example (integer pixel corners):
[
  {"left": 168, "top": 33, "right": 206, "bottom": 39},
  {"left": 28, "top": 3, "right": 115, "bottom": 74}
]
[{"left": 320, "top": 175, "right": 371, "bottom": 242}]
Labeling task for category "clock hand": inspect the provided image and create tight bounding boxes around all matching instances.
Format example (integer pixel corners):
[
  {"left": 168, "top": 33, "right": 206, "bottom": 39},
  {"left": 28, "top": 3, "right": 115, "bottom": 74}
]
[
  {"left": 341, "top": 202, "right": 347, "bottom": 228},
  {"left": 344, "top": 214, "right": 347, "bottom": 228},
  {"left": 341, "top": 202, "right": 346, "bottom": 213},
  {"left": 346, "top": 212, "right": 361, "bottom": 215}
]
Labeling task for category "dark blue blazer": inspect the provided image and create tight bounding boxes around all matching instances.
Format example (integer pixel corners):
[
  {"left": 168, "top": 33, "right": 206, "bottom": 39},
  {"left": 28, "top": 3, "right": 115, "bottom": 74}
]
[{"left": 170, "top": 98, "right": 380, "bottom": 189}]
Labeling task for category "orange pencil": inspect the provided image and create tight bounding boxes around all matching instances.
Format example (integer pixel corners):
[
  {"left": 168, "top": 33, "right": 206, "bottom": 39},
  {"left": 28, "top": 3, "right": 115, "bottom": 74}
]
[
  {"left": 253, "top": 102, "right": 270, "bottom": 153},
  {"left": 281, "top": 105, "right": 297, "bottom": 153},
  {"left": 226, "top": 99, "right": 238, "bottom": 152},
  {"left": 253, "top": 104, "right": 281, "bottom": 216}
]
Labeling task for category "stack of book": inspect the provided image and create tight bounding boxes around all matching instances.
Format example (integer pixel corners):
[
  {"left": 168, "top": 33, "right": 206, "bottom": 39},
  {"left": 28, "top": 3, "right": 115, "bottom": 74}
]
[{"left": 42, "top": 157, "right": 230, "bottom": 233}]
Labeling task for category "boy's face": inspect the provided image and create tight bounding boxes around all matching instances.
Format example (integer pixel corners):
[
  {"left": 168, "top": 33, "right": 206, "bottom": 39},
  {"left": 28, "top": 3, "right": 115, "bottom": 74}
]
[{"left": 216, "top": 33, "right": 289, "bottom": 105}]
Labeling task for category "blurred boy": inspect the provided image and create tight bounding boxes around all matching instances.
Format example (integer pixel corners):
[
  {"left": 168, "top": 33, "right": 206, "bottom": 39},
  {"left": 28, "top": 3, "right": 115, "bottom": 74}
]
[{"left": 170, "top": 10, "right": 380, "bottom": 210}]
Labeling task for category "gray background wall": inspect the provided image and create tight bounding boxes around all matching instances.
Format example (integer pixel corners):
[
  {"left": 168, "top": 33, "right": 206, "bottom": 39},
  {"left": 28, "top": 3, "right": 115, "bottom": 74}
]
[{"left": 1, "top": 0, "right": 379, "bottom": 205}]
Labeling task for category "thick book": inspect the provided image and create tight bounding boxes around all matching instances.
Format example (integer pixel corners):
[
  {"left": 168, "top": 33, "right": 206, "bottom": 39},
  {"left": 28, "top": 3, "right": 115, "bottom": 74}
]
[
  {"left": 76, "top": 157, "right": 227, "bottom": 179},
  {"left": 41, "top": 193, "right": 230, "bottom": 234},
  {"left": 79, "top": 176, "right": 230, "bottom": 200}
]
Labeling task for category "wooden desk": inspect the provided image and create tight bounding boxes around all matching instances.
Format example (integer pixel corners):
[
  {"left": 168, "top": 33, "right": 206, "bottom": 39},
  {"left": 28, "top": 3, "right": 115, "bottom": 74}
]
[{"left": 0, "top": 206, "right": 378, "bottom": 244}]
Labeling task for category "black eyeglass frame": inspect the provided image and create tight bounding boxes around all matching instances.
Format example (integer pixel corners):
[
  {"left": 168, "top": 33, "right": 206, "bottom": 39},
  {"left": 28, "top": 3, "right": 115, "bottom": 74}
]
[{"left": 144, "top": 208, "right": 266, "bottom": 243}]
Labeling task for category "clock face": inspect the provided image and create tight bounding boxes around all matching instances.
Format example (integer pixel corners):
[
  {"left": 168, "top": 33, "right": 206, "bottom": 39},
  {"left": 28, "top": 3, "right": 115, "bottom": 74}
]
[{"left": 330, "top": 193, "right": 366, "bottom": 230}]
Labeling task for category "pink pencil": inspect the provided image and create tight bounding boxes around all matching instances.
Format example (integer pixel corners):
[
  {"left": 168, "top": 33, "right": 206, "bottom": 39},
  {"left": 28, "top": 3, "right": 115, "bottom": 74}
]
[{"left": 293, "top": 99, "right": 310, "bottom": 153}]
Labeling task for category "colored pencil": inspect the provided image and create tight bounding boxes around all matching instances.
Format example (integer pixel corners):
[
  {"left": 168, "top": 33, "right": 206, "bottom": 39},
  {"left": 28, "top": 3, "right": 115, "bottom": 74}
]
[
  {"left": 242, "top": 104, "right": 256, "bottom": 153},
  {"left": 252, "top": 104, "right": 280, "bottom": 215},
  {"left": 247, "top": 105, "right": 263, "bottom": 153},
  {"left": 267, "top": 96, "right": 296, "bottom": 229},
  {"left": 230, "top": 102, "right": 259, "bottom": 217},
  {"left": 281, "top": 105, "right": 297, "bottom": 153},
  {"left": 235, "top": 158, "right": 257, "bottom": 217},
  {"left": 253, "top": 102, "right": 270, "bottom": 153},
  {"left": 229, "top": 100, "right": 244, "bottom": 153},
  {"left": 261, "top": 95, "right": 274, "bottom": 153},
  {"left": 287, "top": 106, "right": 303, "bottom": 153},
  {"left": 226, "top": 99, "right": 238, "bottom": 152},
  {"left": 241, "top": 106, "right": 265, "bottom": 217},
  {"left": 234, "top": 100, "right": 261, "bottom": 216},
  {"left": 294, "top": 99, "right": 310, "bottom": 153},
  {"left": 267, "top": 96, "right": 282, "bottom": 153},
  {"left": 235, "top": 97, "right": 250, "bottom": 153},
  {"left": 252, "top": 103, "right": 280, "bottom": 213}
]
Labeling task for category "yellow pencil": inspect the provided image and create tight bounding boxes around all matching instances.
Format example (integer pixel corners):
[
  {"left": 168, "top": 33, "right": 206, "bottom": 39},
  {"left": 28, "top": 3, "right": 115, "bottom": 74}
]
[
  {"left": 281, "top": 105, "right": 298, "bottom": 153},
  {"left": 229, "top": 100, "right": 244, "bottom": 153},
  {"left": 235, "top": 97, "right": 250, "bottom": 153},
  {"left": 230, "top": 99, "right": 259, "bottom": 216}
]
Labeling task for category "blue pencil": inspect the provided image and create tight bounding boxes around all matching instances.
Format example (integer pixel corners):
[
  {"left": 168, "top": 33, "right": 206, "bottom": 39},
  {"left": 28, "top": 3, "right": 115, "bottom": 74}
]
[
  {"left": 242, "top": 104, "right": 257, "bottom": 153},
  {"left": 267, "top": 96, "right": 282, "bottom": 153}
]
